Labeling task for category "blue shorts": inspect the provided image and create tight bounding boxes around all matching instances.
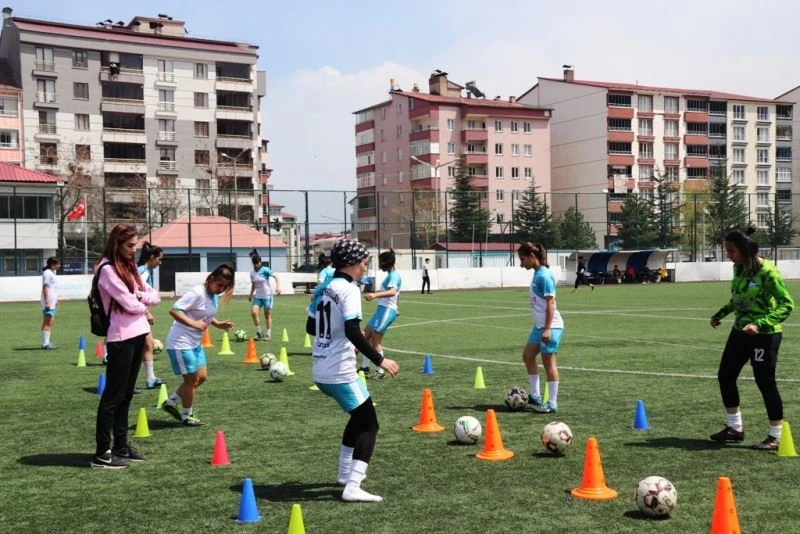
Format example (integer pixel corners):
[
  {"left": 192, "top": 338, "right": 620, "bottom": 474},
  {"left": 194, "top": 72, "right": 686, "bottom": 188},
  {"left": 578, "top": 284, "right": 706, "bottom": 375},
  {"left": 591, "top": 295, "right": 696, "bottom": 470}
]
[
  {"left": 252, "top": 297, "right": 273, "bottom": 310},
  {"left": 167, "top": 347, "right": 207, "bottom": 375},
  {"left": 527, "top": 327, "right": 564, "bottom": 355},
  {"left": 42, "top": 308, "right": 57, "bottom": 317},
  {"left": 316, "top": 379, "right": 370, "bottom": 412},
  {"left": 367, "top": 306, "right": 398, "bottom": 334}
]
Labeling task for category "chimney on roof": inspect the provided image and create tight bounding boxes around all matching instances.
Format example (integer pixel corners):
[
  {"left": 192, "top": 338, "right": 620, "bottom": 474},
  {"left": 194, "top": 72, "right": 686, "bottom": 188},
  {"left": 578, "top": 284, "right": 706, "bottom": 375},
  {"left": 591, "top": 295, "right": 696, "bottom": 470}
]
[
  {"left": 563, "top": 64, "right": 574, "bottom": 82},
  {"left": 508, "top": 96, "right": 516, "bottom": 104},
  {"left": 429, "top": 69, "right": 448, "bottom": 96},
  {"left": 412, "top": 82, "right": 420, "bottom": 92},
  {"left": 3, "top": 7, "right": 12, "bottom": 19}
]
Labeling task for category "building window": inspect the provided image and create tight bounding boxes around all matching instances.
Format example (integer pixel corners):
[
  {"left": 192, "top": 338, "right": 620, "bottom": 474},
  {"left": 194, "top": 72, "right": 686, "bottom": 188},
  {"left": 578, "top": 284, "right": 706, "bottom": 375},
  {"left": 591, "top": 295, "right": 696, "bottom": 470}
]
[
  {"left": 381, "top": 174, "right": 387, "bottom": 185},
  {"left": 639, "top": 143, "right": 653, "bottom": 159},
  {"left": 663, "top": 96, "right": 679, "bottom": 114},
  {"left": 36, "top": 79, "right": 56, "bottom": 103},
  {"left": 75, "top": 144, "right": 90, "bottom": 162},
  {"left": 194, "top": 63, "right": 208, "bottom": 79},
  {"left": 638, "top": 118, "right": 653, "bottom": 136},
  {"left": 0, "top": 130, "right": 18, "bottom": 148},
  {"left": 510, "top": 121, "right": 519, "bottom": 132},
  {"left": 495, "top": 166, "right": 504, "bottom": 178},
  {"left": 447, "top": 118, "right": 455, "bottom": 131},
  {"left": 664, "top": 120, "right": 678, "bottom": 137},
  {"left": 638, "top": 95, "right": 653, "bottom": 112},
  {"left": 194, "top": 93, "right": 208, "bottom": 108},
  {"left": 639, "top": 165, "right": 654, "bottom": 180},
  {"left": 496, "top": 190, "right": 505, "bottom": 201},
  {"left": 733, "top": 104, "right": 745, "bottom": 120},
  {"left": 396, "top": 125, "right": 402, "bottom": 138},
  {"left": 380, "top": 129, "right": 385, "bottom": 142},
  {"left": 398, "top": 171, "right": 403, "bottom": 183},
  {"left": 380, "top": 108, "right": 386, "bottom": 120},
  {"left": 194, "top": 150, "right": 210, "bottom": 166},
  {"left": 158, "top": 89, "right": 175, "bottom": 111},
  {"left": 381, "top": 151, "right": 387, "bottom": 164},
  {"left": 73, "top": 82, "right": 89, "bottom": 100},
  {"left": 494, "top": 120, "right": 503, "bottom": 132},
  {"left": 757, "top": 127, "right": 770, "bottom": 143},
  {"left": 511, "top": 167, "right": 520, "bottom": 178},
  {"left": 757, "top": 106, "right": 769, "bottom": 121},
  {"left": 511, "top": 190, "right": 520, "bottom": 201},
  {"left": 157, "top": 60, "right": 174, "bottom": 81},
  {"left": 523, "top": 144, "right": 532, "bottom": 157},
  {"left": 664, "top": 143, "right": 678, "bottom": 160},
  {"left": 757, "top": 192, "right": 770, "bottom": 207},
  {"left": 757, "top": 168, "right": 769, "bottom": 185},
  {"left": 397, "top": 147, "right": 402, "bottom": 161},
  {"left": 194, "top": 121, "right": 209, "bottom": 137},
  {"left": 34, "top": 47, "right": 54, "bottom": 71},
  {"left": 38, "top": 110, "right": 56, "bottom": 134},
  {"left": 732, "top": 168, "right": 745, "bottom": 184},
  {"left": 733, "top": 125, "right": 745, "bottom": 141},
  {"left": 159, "top": 119, "right": 175, "bottom": 141},
  {"left": 0, "top": 97, "right": 18, "bottom": 116},
  {"left": 447, "top": 142, "right": 456, "bottom": 155},
  {"left": 524, "top": 167, "right": 532, "bottom": 179},
  {"left": 494, "top": 143, "right": 503, "bottom": 155},
  {"left": 74, "top": 114, "right": 89, "bottom": 131},
  {"left": 777, "top": 147, "right": 792, "bottom": 161},
  {"left": 511, "top": 144, "right": 519, "bottom": 156},
  {"left": 757, "top": 148, "right": 769, "bottom": 163},
  {"left": 396, "top": 102, "right": 402, "bottom": 116},
  {"left": 72, "top": 50, "right": 88, "bottom": 69},
  {"left": 732, "top": 147, "right": 745, "bottom": 163},
  {"left": 523, "top": 121, "right": 532, "bottom": 133},
  {"left": 40, "top": 142, "right": 58, "bottom": 165},
  {"left": 777, "top": 168, "right": 792, "bottom": 182}
]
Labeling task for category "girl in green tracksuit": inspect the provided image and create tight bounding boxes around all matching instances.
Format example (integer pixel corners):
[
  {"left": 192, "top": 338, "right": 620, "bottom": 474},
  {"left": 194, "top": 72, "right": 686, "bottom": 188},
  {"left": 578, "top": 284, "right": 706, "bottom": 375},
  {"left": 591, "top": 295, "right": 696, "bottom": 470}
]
[{"left": 709, "top": 227, "right": 794, "bottom": 450}]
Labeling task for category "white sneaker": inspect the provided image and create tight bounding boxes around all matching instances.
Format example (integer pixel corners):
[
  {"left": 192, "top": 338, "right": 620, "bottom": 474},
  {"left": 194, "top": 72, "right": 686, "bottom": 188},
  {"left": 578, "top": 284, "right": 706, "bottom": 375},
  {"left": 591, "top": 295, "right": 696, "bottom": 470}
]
[{"left": 342, "top": 485, "right": 383, "bottom": 502}]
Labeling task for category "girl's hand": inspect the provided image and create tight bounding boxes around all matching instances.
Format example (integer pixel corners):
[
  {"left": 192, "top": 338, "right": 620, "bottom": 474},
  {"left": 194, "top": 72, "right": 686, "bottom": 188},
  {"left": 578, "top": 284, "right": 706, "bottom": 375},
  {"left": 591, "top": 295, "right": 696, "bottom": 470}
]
[
  {"left": 364, "top": 293, "right": 375, "bottom": 301},
  {"left": 742, "top": 323, "right": 759, "bottom": 336},
  {"left": 542, "top": 328, "right": 552, "bottom": 343},
  {"left": 710, "top": 318, "right": 721, "bottom": 329},
  {"left": 146, "top": 312, "right": 154, "bottom": 325},
  {"left": 195, "top": 319, "right": 209, "bottom": 331},
  {"left": 217, "top": 320, "right": 234, "bottom": 331}
]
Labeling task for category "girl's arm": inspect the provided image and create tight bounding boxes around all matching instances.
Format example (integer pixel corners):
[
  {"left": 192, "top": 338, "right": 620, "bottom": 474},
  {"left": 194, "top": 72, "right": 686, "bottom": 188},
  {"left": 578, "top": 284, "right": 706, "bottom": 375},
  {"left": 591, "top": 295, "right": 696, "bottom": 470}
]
[
  {"left": 272, "top": 274, "right": 281, "bottom": 294},
  {"left": 42, "top": 284, "right": 51, "bottom": 308},
  {"left": 99, "top": 269, "right": 148, "bottom": 315},
  {"left": 364, "top": 287, "right": 397, "bottom": 301},
  {"left": 544, "top": 296, "right": 555, "bottom": 330},
  {"left": 249, "top": 282, "right": 255, "bottom": 300},
  {"left": 169, "top": 308, "right": 207, "bottom": 331},
  {"left": 210, "top": 318, "right": 234, "bottom": 331}
]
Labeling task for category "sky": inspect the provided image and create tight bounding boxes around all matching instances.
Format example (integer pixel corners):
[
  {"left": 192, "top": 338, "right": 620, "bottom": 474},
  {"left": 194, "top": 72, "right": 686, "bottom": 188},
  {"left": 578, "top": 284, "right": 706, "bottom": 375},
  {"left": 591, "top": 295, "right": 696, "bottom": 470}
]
[{"left": 7, "top": 0, "right": 800, "bottom": 224}]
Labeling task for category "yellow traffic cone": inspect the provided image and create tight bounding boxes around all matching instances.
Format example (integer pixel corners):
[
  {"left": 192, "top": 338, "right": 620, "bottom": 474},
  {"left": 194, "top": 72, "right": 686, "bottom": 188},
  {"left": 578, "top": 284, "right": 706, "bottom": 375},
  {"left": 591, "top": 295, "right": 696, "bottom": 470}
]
[
  {"left": 133, "top": 407, "right": 151, "bottom": 438},
  {"left": 287, "top": 503, "right": 305, "bottom": 534},
  {"left": 309, "top": 384, "right": 319, "bottom": 391},
  {"left": 359, "top": 370, "right": 375, "bottom": 405},
  {"left": 155, "top": 383, "right": 168, "bottom": 408},
  {"left": 474, "top": 367, "right": 486, "bottom": 389},
  {"left": 279, "top": 346, "right": 295, "bottom": 376},
  {"left": 543, "top": 382, "right": 549, "bottom": 404},
  {"left": 76, "top": 349, "right": 86, "bottom": 368},
  {"left": 778, "top": 421, "right": 798, "bottom": 457},
  {"left": 218, "top": 331, "right": 234, "bottom": 356},
  {"left": 281, "top": 328, "right": 289, "bottom": 343},
  {"left": 304, "top": 333, "right": 312, "bottom": 348}
]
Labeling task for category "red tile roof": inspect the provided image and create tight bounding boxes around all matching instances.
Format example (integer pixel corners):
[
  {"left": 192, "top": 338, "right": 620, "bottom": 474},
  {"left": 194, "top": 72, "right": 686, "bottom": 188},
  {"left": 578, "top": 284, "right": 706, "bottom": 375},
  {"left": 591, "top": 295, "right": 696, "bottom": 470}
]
[
  {"left": 534, "top": 77, "right": 790, "bottom": 104},
  {"left": 139, "top": 216, "right": 287, "bottom": 249},
  {"left": 0, "top": 162, "right": 60, "bottom": 184},
  {"left": 397, "top": 90, "right": 545, "bottom": 109},
  {"left": 13, "top": 18, "right": 257, "bottom": 56},
  {"left": 432, "top": 242, "right": 516, "bottom": 251}
]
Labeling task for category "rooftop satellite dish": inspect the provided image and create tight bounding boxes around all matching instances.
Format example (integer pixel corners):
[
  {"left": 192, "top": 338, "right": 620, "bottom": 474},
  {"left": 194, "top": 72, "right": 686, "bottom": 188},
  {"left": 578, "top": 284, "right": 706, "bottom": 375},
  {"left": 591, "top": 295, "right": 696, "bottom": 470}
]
[
  {"left": 562, "top": 64, "right": 573, "bottom": 69},
  {"left": 432, "top": 69, "right": 448, "bottom": 77},
  {"left": 465, "top": 80, "right": 485, "bottom": 98}
]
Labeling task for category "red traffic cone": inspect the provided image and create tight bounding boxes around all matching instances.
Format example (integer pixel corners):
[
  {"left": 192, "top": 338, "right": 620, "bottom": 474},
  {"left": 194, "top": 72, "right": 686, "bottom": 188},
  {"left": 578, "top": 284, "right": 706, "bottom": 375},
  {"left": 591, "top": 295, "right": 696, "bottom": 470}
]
[
  {"left": 95, "top": 340, "right": 105, "bottom": 358},
  {"left": 211, "top": 430, "right": 231, "bottom": 467}
]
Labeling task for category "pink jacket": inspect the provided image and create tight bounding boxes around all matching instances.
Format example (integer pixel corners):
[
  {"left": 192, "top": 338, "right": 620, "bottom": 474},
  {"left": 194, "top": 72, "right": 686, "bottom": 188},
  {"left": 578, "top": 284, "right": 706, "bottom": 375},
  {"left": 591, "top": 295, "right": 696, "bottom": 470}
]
[{"left": 98, "top": 259, "right": 160, "bottom": 342}]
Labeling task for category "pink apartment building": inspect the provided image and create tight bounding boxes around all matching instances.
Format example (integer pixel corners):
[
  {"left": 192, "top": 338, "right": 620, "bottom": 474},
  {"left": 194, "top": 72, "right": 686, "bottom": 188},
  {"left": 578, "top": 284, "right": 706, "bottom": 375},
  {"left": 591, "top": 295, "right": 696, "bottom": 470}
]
[
  {"left": 353, "top": 70, "right": 552, "bottom": 249},
  {"left": 0, "top": 59, "right": 21, "bottom": 164}
]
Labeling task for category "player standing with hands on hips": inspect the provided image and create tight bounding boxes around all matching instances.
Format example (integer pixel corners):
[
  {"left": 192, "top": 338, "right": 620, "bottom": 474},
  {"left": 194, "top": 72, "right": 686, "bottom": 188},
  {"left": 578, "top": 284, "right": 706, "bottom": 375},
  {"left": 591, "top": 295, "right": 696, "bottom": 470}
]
[
  {"left": 40, "top": 256, "right": 60, "bottom": 349},
  {"left": 306, "top": 239, "right": 399, "bottom": 502},
  {"left": 709, "top": 227, "right": 794, "bottom": 450}
]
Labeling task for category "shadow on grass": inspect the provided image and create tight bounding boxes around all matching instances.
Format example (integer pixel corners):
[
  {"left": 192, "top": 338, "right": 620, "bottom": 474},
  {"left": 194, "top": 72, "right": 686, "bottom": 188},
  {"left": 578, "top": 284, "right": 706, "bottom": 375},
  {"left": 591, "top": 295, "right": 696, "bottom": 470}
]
[
  {"left": 531, "top": 451, "right": 565, "bottom": 459},
  {"left": 19, "top": 453, "right": 89, "bottom": 468},
  {"left": 128, "top": 419, "right": 176, "bottom": 431},
  {"left": 446, "top": 404, "right": 524, "bottom": 413},
  {"left": 240, "top": 481, "right": 341, "bottom": 502},
  {"left": 624, "top": 436, "right": 727, "bottom": 451},
  {"left": 622, "top": 510, "right": 671, "bottom": 521},
  {"left": 287, "top": 351, "right": 310, "bottom": 357},
  {"left": 13, "top": 347, "right": 48, "bottom": 352},
  {"left": 82, "top": 387, "right": 101, "bottom": 395}
]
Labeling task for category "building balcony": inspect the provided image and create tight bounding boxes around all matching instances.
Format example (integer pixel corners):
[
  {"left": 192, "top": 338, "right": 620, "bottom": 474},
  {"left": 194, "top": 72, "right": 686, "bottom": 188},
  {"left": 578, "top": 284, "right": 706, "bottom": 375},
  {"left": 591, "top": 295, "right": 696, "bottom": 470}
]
[
  {"left": 638, "top": 157, "right": 655, "bottom": 165},
  {"left": 101, "top": 98, "right": 145, "bottom": 113},
  {"left": 355, "top": 142, "right": 375, "bottom": 155},
  {"left": 409, "top": 128, "right": 439, "bottom": 142},
  {"left": 155, "top": 102, "right": 177, "bottom": 117},
  {"left": 607, "top": 176, "right": 634, "bottom": 191},
  {"left": 637, "top": 134, "right": 655, "bottom": 143},
  {"left": 216, "top": 135, "right": 254, "bottom": 150},
  {"left": 356, "top": 164, "right": 375, "bottom": 174},
  {"left": 684, "top": 157, "right": 709, "bottom": 168},
  {"left": 99, "top": 66, "right": 144, "bottom": 84},
  {"left": 461, "top": 128, "right": 488, "bottom": 143},
  {"left": 36, "top": 159, "right": 59, "bottom": 170},
  {"left": 607, "top": 154, "right": 634, "bottom": 166},
  {"left": 215, "top": 77, "right": 252, "bottom": 92},
  {"left": 104, "top": 159, "right": 147, "bottom": 174},
  {"left": 684, "top": 111, "right": 708, "bottom": 123},
  {"left": 608, "top": 130, "right": 634, "bottom": 142},
  {"left": 156, "top": 131, "right": 178, "bottom": 146},
  {"left": 684, "top": 134, "right": 708, "bottom": 145},
  {"left": 663, "top": 159, "right": 680, "bottom": 167},
  {"left": 358, "top": 207, "right": 376, "bottom": 218},
  {"left": 355, "top": 120, "right": 374, "bottom": 133},
  {"left": 470, "top": 174, "right": 489, "bottom": 188},
  {"left": 33, "top": 92, "right": 58, "bottom": 108},
  {"left": 102, "top": 128, "right": 146, "bottom": 144},
  {"left": 464, "top": 152, "right": 488, "bottom": 165},
  {"left": 157, "top": 160, "right": 179, "bottom": 174},
  {"left": 216, "top": 107, "right": 253, "bottom": 121},
  {"left": 154, "top": 72, "right": 177, "bottom": 87},
  {"left": 32, "top": 61, "right": 57, "bottom": 78},
  {"left": 36, "top": 123, "right": 57, "bottom": 135},
  {"left": 410, "top": 106, "right": 438, "bottom": 121},
  {"left": 607, "top": 106, "right": 634, "bottom": 119}
]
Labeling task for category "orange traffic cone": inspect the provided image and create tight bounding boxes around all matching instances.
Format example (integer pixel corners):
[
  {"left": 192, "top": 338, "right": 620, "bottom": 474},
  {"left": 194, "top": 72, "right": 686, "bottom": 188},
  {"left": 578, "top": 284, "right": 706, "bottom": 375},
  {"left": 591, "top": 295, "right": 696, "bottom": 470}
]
[
  {"left": 710, "top": 476, "right": 740, "bottom": 533},
  {"left": 475, "top": 409, "right": 514, "bottom": 461},
  {"left": 211, "top": 430, "right": 231, "bottom": 467},
  {"left": 411, "top": 388, "right": 444, "bottom": 433},
  {"left": 201, "top": 329, "right": 213, "bottom": 348},
  {"left": 570, "top": 437, "right": 618, "bottom": 500},
  {"left": 241, "top": 338, "right": 259, "bottom": 364}
]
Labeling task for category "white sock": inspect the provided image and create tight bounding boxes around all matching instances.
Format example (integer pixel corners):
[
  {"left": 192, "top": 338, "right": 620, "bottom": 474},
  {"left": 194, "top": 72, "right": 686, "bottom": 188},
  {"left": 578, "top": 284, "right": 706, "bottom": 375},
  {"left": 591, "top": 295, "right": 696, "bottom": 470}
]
[
  {"left": 167, "top": 393, "right": 181, "bottom": 406},
  {"left": 181, "top": 407, "right": 193, "bottom": 419},
  {"left": 362, "top": 356, "right": 371, "bottom": 369},
  {"left": 144, "top": 361, "right": 155, "bottom": 382},
  {"left": 548, "top": 381, "right": 559, "bottom": 405},
  {"left": 42, "top": 331, "right": 51, "bottom": 346},
  {"left": 266, "top": 329, "right": 271, "bottom": 337},
  {"left": 769, "top": 425, "right": 783, "bottom": 440},
  {"left": 528, "top": 375, "right": 540, "bottom": 398},
  {"left": 337, "top": 445, "right": 354, "bottom": 485},
  {"left": 103, "top": 344, "right": 108, "bottom": 357},
  {"left": 256, "top": 325, "right": 262, "bottom": 335},
  {"left": 727, "top": 412, "right": 743, "bottom": 432},
  {"left": 342, "top": 460, "right": 382, "bottom": 502}
]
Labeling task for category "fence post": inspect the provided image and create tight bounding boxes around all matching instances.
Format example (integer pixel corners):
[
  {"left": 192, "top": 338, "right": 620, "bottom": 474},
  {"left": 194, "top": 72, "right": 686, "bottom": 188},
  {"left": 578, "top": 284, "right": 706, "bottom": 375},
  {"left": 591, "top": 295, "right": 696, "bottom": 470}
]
[{"left": 187, "top": 188, "right": 192, "bottom": 268}]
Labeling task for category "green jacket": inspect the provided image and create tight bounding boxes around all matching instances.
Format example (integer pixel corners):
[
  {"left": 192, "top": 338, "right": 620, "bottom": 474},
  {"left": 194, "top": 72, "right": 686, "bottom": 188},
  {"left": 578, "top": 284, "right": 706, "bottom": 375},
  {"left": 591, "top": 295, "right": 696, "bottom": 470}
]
[{"left": 712, "top": 258, "right": 794, "bottom": 334}]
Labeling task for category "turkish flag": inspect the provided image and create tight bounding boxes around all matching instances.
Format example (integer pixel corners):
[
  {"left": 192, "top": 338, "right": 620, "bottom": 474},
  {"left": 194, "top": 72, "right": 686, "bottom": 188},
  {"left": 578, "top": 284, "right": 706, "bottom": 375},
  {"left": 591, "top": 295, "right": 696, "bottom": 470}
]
[{"left": 66, "top": 199, "right": 86, "bottom": 221}]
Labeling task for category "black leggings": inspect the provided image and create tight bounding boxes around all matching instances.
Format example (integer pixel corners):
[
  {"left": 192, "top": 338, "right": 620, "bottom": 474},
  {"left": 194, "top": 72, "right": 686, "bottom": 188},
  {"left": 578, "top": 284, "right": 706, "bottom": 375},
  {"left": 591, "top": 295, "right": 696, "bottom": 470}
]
[
  {"left": 342, "top": 398, "right": 379, "bottom": 463},
  {"left": 717, "top": 329, "right": 783, "bottom": 421},
  {"left": 574, "top": 273, "right": 591, "bottom": 288}
]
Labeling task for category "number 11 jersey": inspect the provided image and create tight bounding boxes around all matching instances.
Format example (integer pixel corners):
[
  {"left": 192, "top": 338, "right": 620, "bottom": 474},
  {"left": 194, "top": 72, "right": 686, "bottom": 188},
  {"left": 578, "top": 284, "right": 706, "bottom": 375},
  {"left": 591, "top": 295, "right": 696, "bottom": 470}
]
[{"left": 307, "top": 276, "right": 362, "bottom": 383}]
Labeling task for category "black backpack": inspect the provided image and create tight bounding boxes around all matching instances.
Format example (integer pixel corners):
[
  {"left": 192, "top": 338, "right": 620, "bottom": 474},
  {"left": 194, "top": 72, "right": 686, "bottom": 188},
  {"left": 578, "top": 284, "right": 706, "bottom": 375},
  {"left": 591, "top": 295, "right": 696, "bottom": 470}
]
[{"left": 88, "top": 263, "right": 114, "bottom": 337}]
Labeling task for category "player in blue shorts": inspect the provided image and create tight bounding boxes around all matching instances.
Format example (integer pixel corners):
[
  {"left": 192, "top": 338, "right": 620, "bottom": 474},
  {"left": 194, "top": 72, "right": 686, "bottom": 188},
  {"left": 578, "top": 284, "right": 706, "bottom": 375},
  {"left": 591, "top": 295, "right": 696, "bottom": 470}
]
[
  {"left": 306, "top": 240, "right": 399, "bottom": 502},
  {"left": 361, "top": 249, "right": 401, "bottom": 379},
  {"left": 518, "top": 242, "right": 564, "bottom": 414},
  {"left": 137, "top": 242, "right": 164, "bottom": 389},
  {"left": 248, "top": 249, "right": 281, "bottom": 340},
  {"left": 162, "top": 264, "right": 235, "bottom": 426},
  {"left": 40, "top": 256, "right": 60, "bottom": 349}
]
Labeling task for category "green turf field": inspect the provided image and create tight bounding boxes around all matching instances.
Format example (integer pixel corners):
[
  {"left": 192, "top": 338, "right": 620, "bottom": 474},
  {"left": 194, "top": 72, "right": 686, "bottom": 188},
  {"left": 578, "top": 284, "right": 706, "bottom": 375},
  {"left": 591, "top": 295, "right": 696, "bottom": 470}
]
[{"left": 2, "top": 281, "right": 800, "bottom": 533}]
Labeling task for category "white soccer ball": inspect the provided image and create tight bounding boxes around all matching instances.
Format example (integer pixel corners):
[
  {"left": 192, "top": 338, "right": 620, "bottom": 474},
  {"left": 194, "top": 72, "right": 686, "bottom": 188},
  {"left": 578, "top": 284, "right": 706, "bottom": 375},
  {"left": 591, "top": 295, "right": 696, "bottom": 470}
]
[
  {"left": 634, "top": 476, "right": 677, "bottom": 517},
  {"left": 260, "top": 352, "right": 277, "bottom": 370},
  {"left": 234, "top": 329, "right": 248, "bottom": 342},
  {"left": 269, "top": 361, "right": 288, "bottom": 382},
  {"left": 541, "top": 421, "right": 574, "bottom": 455},
  {"left": 504, "top": 387, "right": 528, "bottom": 411},
  {"left": 152, "top": 339, "right": 164, "bottom": 355},
  {"left": 453, "top": 416, "right": 482, "bottom": 444}
]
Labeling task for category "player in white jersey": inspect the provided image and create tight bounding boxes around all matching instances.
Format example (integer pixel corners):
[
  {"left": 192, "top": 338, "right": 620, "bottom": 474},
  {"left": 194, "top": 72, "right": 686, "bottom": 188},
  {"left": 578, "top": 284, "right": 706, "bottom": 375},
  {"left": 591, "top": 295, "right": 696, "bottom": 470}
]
[
  {"left": 136, "top": 242, "right": 164, "bottom": 389},
  {"left": 306, "top": 240, "right": 399, "bottom": 503},
  {"left": 361, "top": 249, "right": 402, "bottom": 378},
  {"left": 248, "top": 249, "right": 281, "bottom": 340},
  {"left": 162, "top": 264, "right": 235, "bottom": 426},
  {"left": 518, "top": 242, "right": 564, "bottom": 414},
  {"left": 40, "top": 256, "right": 60, "bottom": 349}
]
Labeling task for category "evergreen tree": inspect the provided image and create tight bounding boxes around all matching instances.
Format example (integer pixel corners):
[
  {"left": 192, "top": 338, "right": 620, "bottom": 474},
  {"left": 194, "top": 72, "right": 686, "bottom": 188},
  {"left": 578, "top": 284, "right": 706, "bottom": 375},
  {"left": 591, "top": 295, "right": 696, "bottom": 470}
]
[
  {"left": 617, "top": 193, "right": 659, "bottom": 248},
  {"left": 755, "top": 203, "right": 797, "bottom": 262},
  {"left": 448, "top": 157, "right": 491, "bottom": 243},
  {"left": 652, "top": 172, "right": 682, "bottom": 249},
  {"left": 512, "top": 181, "right": 557, "bottom": 247},
  {"left": 555, "top": 206, "right": 597, "bottom": 249},
  {"left": 706, "top": 162, "right": 750, "bottom": 250}
]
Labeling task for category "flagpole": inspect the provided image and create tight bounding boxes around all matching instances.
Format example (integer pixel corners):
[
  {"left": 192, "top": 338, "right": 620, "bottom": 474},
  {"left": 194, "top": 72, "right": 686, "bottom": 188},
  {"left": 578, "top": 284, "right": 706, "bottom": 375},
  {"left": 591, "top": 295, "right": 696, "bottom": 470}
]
[{"left": 83, "top": 193, "right": 88, "bottom": 274}]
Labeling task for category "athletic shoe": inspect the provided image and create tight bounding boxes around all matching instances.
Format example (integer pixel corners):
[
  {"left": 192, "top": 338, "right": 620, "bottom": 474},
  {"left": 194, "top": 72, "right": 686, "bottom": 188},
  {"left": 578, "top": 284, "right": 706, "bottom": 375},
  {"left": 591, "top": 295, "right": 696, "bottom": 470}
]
[
  {"left": 753, "top": 436, "right": 779, "bottom": 451},
  {"left": 90, "top": 450, "right": 130, "bottom": 470},
  {"left": 255, "top": 332, "right": 264, "bottom": 340},
  {"left": 533, "top": 401, "right": 558, "bottom": 413},
  {"left": 709, "top": 426, "right": 745, "bottom": 442},
  {"left": 42, "top": 343, "right": 57, "bottom": 350},
  {"left": 162, "top": 403, "right": 182, "bottom": 422},
  {"left": 181, "top": 415, "right": 205, "bottom": 427},
  {"left": 369, "top": 369, "right": 386, "bottom": 380},
  {"left": 358, "top": 366, "right": 371, "bottom": 376},
  {"left": 132, "top": 388, "right": 141, "bottom": 395},
  {"left": 264, "top": 334, "right": 272, "bottom": 341},
  {"left": 528, "top": 394, "right": 543, "bottom": 408},
  {"left": 145, "top": 378, "right": 164, "bottom": 389},
  {"left": 102, "top": 356, "right": 108, "bottom": 365},
  {"left": 112, "top": 445, "right": 145, "bottom": 462}
]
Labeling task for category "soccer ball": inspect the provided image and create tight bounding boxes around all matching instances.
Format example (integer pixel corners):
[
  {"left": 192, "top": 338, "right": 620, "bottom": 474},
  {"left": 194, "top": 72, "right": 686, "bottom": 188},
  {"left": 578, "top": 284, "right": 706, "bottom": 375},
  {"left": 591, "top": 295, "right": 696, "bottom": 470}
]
[
  {"left": 234, "top": 329, "right": 248, "bottom": 342},
  {"left": 152, "top": 339, "right": 164, "bottom": 355},
  {"left": 504, "top": 387, "right": 528, "bottom": 411},
  {"left": 634, "top": 476, "right": 677, "bottom": 517},
  {"left": 269, "top": 361, "right": 288, "bottom": 382},
  {"left": 453, "top": 416, "right": 482, "bottom": 444},
  {"left": 540, "top": 421, "right": 573, "bottom": 455},
  {"left": 260, "top": 352, "right": 277, "bottom": 370}
]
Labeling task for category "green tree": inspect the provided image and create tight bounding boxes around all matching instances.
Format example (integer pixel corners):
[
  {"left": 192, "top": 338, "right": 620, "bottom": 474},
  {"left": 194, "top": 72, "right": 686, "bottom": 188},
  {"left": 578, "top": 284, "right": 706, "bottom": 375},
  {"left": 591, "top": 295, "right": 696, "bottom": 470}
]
[
  {"left": 617, "top": 193, "right": 658, "bottom": 248},
  {"left": 652, "top": 172, "right": 682, "bottom": 249},
  {"left": 555, "top": 206, "right": 597, "bottom": 249},
  {"left": 706, "top": 162, "right": 750, "bottom": 251},
  {"left": 512, "top": 181, "right": 558, "bottom": 247},
  {"left": 448, "top": 157, "right": 491, "bottom": 243},
  {"left": 755, "top": 203, "right": 797, "bottom": 262}
]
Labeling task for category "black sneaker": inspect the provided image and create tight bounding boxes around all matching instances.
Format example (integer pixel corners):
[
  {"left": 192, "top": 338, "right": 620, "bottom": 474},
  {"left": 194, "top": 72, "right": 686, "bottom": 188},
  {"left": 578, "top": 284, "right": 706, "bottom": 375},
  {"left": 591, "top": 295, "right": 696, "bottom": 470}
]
[
  {"left": 710, "top": 426, "right": 745, "bottom": 442},
  {"left": 90, "top": 450, "right": 130, "bottom": 470},
  {"left": 753, "top": 436, "right": 779, "bottom": 451},
  {"left": 112, "top": 445, "right": 146, "bottom": 462},
  {"left": 162, "top": 403, "right": 182, "bottom": 422}
]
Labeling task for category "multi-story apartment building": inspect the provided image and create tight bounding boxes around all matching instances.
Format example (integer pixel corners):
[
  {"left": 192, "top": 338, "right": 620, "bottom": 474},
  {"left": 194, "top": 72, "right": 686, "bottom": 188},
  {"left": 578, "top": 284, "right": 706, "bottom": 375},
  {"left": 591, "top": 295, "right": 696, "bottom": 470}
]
[
  {"left": 353, "top": 70, "right": 552, "bottom": 249},
  {"left": 0, "top": 8, "right": 266, "bottom": 223},
  {"left": 519, "top": 67, "right": 793, "bottom": 248},
  {"left": 0, "top": 58, "right": 21, "bottom": 164},
  {"left": 775, "top": 84, "right": 800, "bottom": 229}
]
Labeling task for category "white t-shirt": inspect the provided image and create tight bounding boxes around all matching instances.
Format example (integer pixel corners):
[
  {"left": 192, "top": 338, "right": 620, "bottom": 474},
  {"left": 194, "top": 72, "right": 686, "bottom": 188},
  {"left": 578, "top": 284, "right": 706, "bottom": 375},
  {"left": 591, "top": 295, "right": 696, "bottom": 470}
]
[
  {"left": 530, "top": 266, "right": 564, "bottom": 329},
  {"left": 250, "top": 266, "right": 273, "bottom": 298},
  {"left": 166, "top": 284, "right": 219, "bottom": 350},
  {"left": 41, "top": 269, "right": 58, "bottom": 308},
  {"left": 377, "top": 270, "right": 402, "bottom": 310},
  {"left": 308, "top": 276, "right": 362, "bottom": 384}
]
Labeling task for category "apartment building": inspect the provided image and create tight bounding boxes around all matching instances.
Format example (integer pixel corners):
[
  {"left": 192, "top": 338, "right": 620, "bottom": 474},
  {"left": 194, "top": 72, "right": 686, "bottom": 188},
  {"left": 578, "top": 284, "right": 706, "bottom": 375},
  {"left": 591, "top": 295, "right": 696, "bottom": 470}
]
[
  {"left": 0, "top": 8, "right": 266, "bottom": 222},
  {"left": 353, "top": 70, "right": 552, "bottom": 249},
  {"left": 0, "top": 57, "right": 21, "bottom": 164},
  {"left": 775, "top": 84, "right": 800, "bottom": 225},
  {"left": 518, "top": 67, "right": 793, "bottom": 248}
]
